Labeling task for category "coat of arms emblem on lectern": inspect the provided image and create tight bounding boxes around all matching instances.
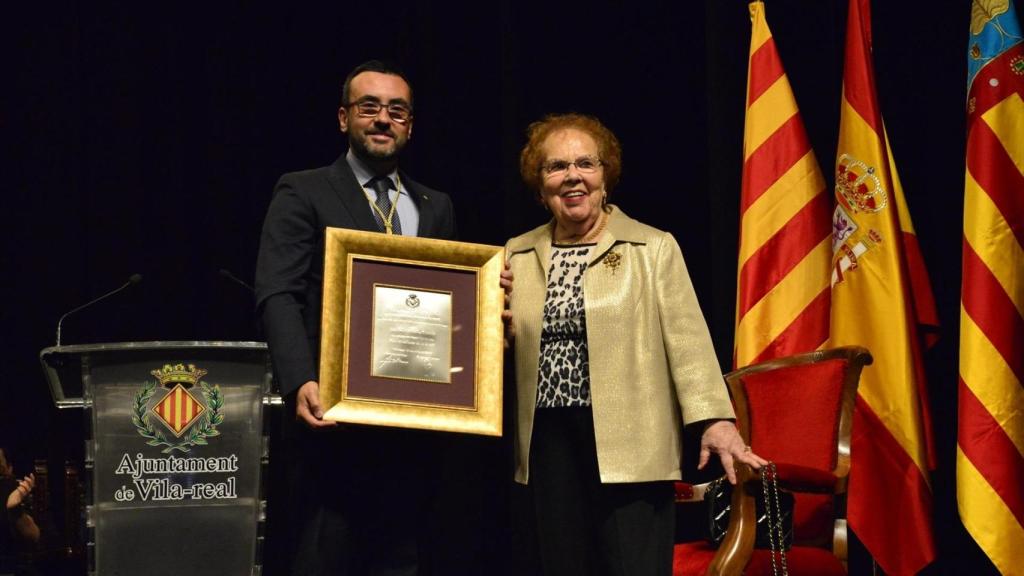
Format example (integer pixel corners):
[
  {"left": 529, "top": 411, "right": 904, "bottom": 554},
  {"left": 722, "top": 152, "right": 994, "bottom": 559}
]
[{"left": 132, "top": 364, "right": 224, "bottom": 454}]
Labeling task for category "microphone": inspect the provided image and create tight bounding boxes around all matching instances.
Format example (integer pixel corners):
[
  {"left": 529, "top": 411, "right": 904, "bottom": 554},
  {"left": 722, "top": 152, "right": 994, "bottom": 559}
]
[
  {"left": 219, "top": 268, "right": 255, "bottom": 294},
  {"left": 55, "top": 274, "right": 142, "bottom": 347}
]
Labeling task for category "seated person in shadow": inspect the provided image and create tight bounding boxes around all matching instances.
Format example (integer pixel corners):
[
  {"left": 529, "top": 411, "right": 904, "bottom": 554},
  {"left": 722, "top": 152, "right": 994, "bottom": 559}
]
[{"left": 1, "top": 446, "right": 40, "bottom": 575}]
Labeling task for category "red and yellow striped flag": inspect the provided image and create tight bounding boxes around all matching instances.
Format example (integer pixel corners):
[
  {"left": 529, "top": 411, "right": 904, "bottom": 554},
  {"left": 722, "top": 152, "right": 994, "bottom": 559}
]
[
  {"left": 829, "top": 0, "right": 939, "bottom": 573},
  {"left": 734, "top": 1, "right": 831, "bottom": 368},
  {"left": 958, "top": 2, "right": 1024, "bottom": 574}
]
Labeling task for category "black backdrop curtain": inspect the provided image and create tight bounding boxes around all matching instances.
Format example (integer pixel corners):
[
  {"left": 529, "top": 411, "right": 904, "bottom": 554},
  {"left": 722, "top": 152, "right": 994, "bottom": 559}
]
[{"left": 3, "top": 1, "right": 1015, "bottom": 574}]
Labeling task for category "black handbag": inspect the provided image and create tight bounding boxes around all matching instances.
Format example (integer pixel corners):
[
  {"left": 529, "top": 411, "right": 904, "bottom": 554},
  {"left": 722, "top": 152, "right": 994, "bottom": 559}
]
[{"left": 705, "top": 461, "right": 795, "bottom": 552}]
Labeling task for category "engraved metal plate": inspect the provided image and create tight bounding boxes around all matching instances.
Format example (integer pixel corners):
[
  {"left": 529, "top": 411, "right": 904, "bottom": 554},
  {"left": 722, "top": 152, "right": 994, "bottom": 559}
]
[{"left": 371, "top": 285, "right": 452, "bottom": 383}]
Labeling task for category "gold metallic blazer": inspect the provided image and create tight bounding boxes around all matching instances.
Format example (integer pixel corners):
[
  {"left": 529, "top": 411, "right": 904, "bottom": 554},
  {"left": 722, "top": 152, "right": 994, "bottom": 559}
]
[{"left": 506, "top": 206, "right": 735, "bottom": 484}]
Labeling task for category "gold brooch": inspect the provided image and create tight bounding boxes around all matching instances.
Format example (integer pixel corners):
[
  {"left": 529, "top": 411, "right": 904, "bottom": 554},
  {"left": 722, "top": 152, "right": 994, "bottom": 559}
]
[{"left": 603, "top": 251, "right": 621, "bottom": 274}]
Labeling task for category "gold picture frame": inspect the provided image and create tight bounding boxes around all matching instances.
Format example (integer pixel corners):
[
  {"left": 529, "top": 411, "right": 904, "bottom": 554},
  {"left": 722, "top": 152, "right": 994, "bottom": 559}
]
[{"left": 319, "top": 227, "right": 504, "bottom": 436}]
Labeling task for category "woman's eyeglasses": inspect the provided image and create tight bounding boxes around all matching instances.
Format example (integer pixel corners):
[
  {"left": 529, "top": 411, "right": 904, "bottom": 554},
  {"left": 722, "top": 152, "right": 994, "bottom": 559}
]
[{"left": 541, "top": 156, "right": 603, "bottom": 177}]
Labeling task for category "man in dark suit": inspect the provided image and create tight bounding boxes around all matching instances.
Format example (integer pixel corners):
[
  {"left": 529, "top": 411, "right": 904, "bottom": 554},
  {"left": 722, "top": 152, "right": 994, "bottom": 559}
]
[{"left": 255, "top": 60, "right": 460, "bottom": 576}]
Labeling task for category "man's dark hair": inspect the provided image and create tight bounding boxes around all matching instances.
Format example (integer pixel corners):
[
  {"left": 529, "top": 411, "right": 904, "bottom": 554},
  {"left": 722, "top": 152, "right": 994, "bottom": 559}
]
[{"left": 341, "top": 60, "right": 414, "bottom": 109}]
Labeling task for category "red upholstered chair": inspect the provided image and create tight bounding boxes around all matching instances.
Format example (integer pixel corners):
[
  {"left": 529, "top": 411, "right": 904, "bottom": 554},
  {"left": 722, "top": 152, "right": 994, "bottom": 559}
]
[{"left": 673, "top": 346, "right": 873, "bottom": 576}]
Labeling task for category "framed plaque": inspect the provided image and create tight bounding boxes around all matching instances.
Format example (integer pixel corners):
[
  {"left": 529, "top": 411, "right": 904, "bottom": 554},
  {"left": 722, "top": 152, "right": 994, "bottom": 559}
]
[{"left": 318, "top": 228, "right": 504, "bottom": 436}]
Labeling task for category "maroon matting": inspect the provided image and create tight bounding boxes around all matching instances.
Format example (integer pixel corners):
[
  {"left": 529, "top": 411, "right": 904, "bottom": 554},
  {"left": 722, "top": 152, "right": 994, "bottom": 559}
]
[{"left": 344, "top": 258, "right": 478, "bottom": 409}]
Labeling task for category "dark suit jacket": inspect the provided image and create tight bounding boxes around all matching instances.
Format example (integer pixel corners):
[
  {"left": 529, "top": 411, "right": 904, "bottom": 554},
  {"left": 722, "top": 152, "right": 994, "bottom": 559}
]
[{"left": 255, "top": 154, "right": 457, "bottom": 397}]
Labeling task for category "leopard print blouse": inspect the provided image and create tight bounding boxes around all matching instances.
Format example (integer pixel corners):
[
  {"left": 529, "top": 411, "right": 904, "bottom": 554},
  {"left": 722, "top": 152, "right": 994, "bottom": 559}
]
[{"left": 536, "top": 244, "right": 593, "bottom": 408}]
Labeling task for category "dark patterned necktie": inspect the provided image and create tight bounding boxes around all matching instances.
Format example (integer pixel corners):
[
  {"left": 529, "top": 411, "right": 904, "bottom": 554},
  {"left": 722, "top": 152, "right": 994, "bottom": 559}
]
[{"left": 368, "top": 176, "right": 402, "bottom": 235}]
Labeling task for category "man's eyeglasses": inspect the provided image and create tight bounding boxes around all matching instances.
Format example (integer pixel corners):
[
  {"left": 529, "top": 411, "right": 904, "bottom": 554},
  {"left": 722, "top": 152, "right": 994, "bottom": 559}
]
[
  {"left": 346, "top": 100, "right": 413, "bottom": 124},
  {"left": 542, "top": 155, "right": 603, "bottom": 177}
]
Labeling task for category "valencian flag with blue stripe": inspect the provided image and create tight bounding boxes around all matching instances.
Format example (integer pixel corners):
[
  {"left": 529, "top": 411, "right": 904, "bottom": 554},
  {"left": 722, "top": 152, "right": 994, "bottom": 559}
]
[
  {"left": 829, "top": 0, "right": 940, "bottom": 573},
  {"left": 734, "top": 0, "right": 831, "bottom": 369},
  {"left": 958, "top": 1, "right": 1024, "bottom": 574}
]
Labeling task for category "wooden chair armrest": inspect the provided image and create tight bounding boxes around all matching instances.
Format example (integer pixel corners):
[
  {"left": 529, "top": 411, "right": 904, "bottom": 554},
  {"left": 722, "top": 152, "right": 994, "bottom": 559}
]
[{"left": 706, "top": 464, "right": 760, "bottom": 576}]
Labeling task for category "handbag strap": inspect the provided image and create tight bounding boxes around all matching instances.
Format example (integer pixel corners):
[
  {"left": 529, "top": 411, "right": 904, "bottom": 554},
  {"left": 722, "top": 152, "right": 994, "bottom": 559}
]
[{"left": 762, "top": 461, "right": 789, "bottom": 576}]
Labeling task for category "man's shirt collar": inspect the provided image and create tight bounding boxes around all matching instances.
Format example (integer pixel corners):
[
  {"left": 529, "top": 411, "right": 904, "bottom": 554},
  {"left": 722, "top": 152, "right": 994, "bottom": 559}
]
[{"left": 346, "top": 149, "right": 402, "bottom": 193}]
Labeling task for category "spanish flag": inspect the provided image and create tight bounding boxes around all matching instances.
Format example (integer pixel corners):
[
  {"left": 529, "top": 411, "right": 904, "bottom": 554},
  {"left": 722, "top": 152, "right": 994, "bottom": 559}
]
[
  {"left": 829, "top": 0, "right": 939, "bottom": 573},
  {"left": 734, "top": 1, "right": 832, "bottom": 368},
  {"left": 958, "top": 2, "right": 1024, "bottom": 574}
]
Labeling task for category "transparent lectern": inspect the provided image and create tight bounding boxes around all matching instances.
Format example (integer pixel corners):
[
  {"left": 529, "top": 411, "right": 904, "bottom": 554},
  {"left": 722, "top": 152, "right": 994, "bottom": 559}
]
[{"left": 40, "top": 341, "right": 278, "bottom": 576}]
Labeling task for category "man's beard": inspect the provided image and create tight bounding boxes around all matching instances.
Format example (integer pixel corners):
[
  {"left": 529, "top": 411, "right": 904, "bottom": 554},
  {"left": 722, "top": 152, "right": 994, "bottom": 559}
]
[{"left": 350, "top": 130, "right": 403, "bottom": 163}]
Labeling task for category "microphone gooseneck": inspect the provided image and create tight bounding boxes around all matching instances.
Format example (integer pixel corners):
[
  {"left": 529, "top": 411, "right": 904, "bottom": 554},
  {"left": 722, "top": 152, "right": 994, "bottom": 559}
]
[
  {"left": 219, "top": 268, "right": 255, "bottom": 294},
  {"left": 55, "top": 273, "right": 143, "bottom": 347}
]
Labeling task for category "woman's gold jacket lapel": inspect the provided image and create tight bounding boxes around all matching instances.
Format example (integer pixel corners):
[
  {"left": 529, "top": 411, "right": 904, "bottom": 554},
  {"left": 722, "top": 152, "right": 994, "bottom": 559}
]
[{"left": 505, "top": 206, "right": 735, "bottom": 484}]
